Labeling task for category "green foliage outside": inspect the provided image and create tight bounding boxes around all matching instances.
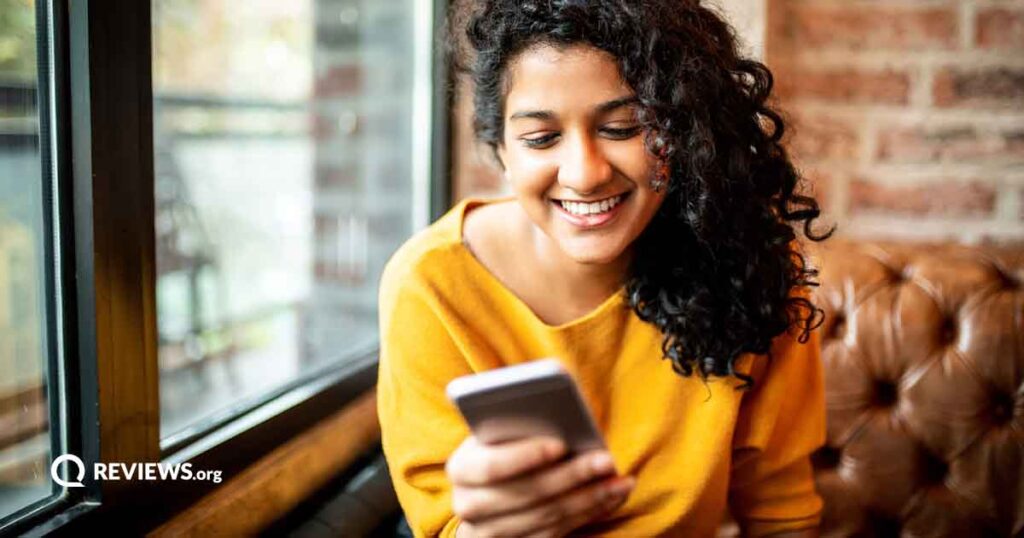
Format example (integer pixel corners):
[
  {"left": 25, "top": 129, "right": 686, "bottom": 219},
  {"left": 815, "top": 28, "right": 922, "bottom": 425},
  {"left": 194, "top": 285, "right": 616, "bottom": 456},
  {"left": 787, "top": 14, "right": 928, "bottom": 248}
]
[{"left": 0, "top": 0, "right": 36, "bottom": 82}]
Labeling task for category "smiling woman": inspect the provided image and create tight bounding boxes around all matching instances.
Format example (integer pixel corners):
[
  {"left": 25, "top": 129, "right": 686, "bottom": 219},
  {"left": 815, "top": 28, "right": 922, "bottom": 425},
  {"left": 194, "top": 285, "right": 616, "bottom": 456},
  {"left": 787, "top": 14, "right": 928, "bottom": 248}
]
[{"left": 377, "top": 1, "right": 830, "bottom": 537}]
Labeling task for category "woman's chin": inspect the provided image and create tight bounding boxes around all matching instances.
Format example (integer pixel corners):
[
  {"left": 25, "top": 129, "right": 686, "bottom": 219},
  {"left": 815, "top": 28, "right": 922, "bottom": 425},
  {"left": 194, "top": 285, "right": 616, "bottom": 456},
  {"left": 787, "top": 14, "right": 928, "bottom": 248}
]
[{"left": 557, "top": 239, "right": 628, "bottom": 267}]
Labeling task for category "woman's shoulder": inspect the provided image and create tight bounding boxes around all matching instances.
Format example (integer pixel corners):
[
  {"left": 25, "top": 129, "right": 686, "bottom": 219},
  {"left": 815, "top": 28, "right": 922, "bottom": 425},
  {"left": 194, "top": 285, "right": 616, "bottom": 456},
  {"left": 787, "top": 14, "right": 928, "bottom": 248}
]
[
  {"left": 379, "top": 196, "right": 514, "bottom": 303},
  {"left": 380, "top": 207, "right": 464, "bottom": 298}
]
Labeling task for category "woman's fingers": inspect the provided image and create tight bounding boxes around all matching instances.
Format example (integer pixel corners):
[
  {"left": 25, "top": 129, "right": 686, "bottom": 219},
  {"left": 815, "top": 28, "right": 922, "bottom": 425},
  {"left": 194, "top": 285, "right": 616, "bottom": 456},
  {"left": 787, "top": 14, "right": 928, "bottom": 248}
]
[
  {"left": 445, "top": 435, "right": 633, "bottom": 536},
  {"left": 523, "top": 475, "right": 635, "bottom": 538},
  {"left": 447, "top": 435, "right": 566, "bottom": 487},
  {"left": 453, "top": 449, "right": 617, "bottom": 521},
  {"left": 460, "top": 474, "right": 636, "bottom": 538}
]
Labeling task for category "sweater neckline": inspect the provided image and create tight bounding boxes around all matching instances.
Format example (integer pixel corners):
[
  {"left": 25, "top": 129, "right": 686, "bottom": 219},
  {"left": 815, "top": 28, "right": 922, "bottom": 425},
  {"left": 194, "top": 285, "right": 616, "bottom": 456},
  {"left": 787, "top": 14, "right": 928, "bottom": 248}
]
[{"left": 451, "top": 196, "right": 628, "bottom": 332}]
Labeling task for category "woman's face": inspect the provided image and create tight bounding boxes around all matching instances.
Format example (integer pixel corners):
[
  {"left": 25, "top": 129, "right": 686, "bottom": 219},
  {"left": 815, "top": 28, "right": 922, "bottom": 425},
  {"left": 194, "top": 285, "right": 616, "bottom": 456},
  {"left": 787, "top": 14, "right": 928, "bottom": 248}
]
[{"left": 496, "top": 44, "right": 667, "bottom": 267}]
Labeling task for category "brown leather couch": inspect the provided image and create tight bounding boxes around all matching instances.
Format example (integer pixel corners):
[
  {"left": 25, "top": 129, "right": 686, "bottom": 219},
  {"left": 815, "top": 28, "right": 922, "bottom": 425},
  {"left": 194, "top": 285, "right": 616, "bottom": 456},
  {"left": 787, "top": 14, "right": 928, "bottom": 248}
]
[{"left": 806, "top": 240, "right": 1023, "bottom": 537}]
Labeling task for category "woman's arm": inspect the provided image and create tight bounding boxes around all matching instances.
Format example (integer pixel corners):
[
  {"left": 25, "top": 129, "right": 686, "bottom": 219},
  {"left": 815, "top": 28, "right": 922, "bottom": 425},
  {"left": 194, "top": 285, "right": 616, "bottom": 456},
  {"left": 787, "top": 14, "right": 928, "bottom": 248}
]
[
  {"left": 377, "top": 271, "right": 474, "bottom": 537},
  {"left": 728, "top": 326, "right": 828, "bottom": 536}
]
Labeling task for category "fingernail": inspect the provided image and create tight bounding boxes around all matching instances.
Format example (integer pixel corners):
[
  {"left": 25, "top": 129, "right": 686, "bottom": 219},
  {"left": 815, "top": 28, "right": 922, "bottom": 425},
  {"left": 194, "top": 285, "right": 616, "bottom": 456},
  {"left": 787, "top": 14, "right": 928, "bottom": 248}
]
[
  {"left": 590, "top": 453, "right": 615, "bottom": 474},
  {"left": 608, "top": 477, "right": 635, "bottom": 497},
  {"left": 546, "top": 439, "right": 566, "bottom": 458}
]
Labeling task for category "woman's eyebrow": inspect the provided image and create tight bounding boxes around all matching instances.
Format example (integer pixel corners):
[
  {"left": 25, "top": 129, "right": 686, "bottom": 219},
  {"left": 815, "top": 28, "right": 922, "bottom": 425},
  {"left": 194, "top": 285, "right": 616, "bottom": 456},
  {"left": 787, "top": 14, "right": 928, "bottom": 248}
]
[
  {"left": 508, "top": 95, "right": 639, "bottom": 121},
  {"left": 509, "top": 110, "right": 555, "bottom": 121},
  {"left": 596, "top": 95, "right": 639, "bottom": 114}
]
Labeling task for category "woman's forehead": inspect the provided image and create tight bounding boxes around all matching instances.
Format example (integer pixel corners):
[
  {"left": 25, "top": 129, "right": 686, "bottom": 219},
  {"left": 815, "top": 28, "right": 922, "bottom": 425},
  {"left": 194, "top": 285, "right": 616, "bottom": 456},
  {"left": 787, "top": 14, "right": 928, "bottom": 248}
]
[{"left": 503, "top": 44, "right": 634, "bottom": 116}]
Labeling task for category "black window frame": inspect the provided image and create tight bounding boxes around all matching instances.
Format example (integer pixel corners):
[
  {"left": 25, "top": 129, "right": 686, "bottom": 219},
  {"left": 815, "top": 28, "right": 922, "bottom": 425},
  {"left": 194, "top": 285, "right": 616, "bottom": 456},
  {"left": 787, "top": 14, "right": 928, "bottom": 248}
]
[{"left": 1, "top": 0, "right": 451, "bottom": 535}]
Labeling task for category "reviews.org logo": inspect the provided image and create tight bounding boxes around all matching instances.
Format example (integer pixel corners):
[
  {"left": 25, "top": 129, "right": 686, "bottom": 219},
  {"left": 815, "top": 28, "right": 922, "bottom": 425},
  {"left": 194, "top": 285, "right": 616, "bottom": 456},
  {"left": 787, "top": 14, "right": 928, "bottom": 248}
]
[{"left": 50, "top": 454, "right": 223, "bottom": 487}]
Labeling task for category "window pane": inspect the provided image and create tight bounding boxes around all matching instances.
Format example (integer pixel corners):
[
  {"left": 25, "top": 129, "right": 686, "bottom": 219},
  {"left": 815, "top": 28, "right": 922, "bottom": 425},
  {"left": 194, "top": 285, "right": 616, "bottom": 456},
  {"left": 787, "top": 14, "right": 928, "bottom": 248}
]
[
  {"left": 153, "top": 0, "right": 417, "bottom": 440},
  {"left": 0, "top": 0, "right": 57, "bottom": 520}
]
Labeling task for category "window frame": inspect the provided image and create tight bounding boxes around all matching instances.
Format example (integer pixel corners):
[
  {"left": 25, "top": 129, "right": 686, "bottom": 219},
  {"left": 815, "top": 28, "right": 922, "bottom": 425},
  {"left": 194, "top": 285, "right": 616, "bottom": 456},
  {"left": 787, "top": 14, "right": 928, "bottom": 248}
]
[
  {"left": 2, "top": 0, "right": 452, "bottom": 534},
  {"left": 0, "top": 0, "right": 99, "bottom": 533}
]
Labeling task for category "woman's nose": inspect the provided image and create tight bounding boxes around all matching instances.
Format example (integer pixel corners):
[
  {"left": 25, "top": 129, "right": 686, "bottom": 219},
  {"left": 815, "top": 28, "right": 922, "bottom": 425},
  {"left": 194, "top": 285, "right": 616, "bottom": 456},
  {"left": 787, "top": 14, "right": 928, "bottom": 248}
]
[{"left": 557, "top": 134, "right": 613, "bottom": 195}]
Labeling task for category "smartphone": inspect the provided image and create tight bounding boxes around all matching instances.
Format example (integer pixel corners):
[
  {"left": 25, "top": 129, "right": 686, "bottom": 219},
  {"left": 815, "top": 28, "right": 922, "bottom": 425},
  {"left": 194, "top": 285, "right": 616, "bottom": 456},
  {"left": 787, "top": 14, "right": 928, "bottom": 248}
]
[{"left": 445, "top": 358, "right": 607, "bottom": 455}]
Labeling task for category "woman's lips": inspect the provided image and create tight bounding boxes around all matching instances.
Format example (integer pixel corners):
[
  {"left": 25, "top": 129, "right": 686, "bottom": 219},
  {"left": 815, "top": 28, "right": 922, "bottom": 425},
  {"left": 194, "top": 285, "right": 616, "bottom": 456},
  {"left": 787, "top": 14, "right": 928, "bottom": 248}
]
[{"left": 551, "top": 192, "right": 630, "bottom": 229}]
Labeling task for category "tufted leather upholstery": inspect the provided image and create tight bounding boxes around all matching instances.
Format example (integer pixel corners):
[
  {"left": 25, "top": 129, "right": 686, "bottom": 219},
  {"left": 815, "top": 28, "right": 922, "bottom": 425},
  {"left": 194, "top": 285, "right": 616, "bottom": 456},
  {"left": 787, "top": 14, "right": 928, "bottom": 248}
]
[{"left": 808, "top": 240, "right": 1024, "bottom": 537}]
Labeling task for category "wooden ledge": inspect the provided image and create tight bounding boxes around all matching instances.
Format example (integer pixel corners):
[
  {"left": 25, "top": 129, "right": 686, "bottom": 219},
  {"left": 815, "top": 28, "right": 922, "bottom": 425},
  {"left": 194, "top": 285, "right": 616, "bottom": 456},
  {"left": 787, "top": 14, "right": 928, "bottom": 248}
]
[{"left": 148, "top": 389, "right": 380, "bottom": 537}]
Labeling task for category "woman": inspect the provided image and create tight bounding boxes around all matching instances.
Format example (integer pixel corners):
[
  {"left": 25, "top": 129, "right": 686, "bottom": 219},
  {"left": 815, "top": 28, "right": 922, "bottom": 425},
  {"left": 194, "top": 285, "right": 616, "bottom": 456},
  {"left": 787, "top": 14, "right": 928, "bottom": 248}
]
[{"left": 377, "top": 1, "right": 831, "bottom": 536}]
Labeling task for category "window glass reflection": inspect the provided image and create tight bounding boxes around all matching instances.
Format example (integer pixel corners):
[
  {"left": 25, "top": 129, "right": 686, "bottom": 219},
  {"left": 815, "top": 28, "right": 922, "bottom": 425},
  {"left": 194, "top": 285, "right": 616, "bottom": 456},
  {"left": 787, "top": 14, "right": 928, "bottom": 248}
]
[
  {"left": 0, "top": 0, "right": 56, "bottom": 520},
  {"left": 153, "top": 0, "right": 415, "bottom": 440}
]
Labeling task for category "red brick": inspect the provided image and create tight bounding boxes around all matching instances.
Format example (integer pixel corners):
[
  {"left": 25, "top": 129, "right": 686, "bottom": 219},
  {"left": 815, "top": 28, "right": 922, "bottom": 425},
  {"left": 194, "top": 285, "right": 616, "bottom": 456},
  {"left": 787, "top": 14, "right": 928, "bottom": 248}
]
[
  {"left": 1010, "top": 131, "right": 1024, "bottom": 155},
  {"left": 312, "top": 115, "right": 334, "bottom": 140},
  {"left": 776, "top": 68, "right": 910, "bottom": 105},
  {"left": 934, "top": 67, "right": 1024, "bottom": 107},
  {"left": 314, "top": 260, "right": 366, "bottom": 285},
  {"left": 849, "top": 179, "right": 996, "bottom": 217},
  {"left": 313, "top": 110, "right": 407, "bottom": 141},
  {"left": 782, "top": 5, "right": 957, "bottom": 50},
  {"left": 798, "top": 167, "right": 833, "bottom": 213},
  {"left": 765, "top": 0, "right": 790, "bottom": 62},
  {"left": 786, "top": 113, "right": 860, "bottom": 161},
  {"left": 462, "top": 163, "right": 503, "bottom": 193},
  {"left": 977, "top": 8, "right": 1024, "bottom": 50},
  {"left": 315, "top": 165, "right": 358, "bottom": 189},
  {"left": 369, "top": 110, "right": 407, "bottom": 139},
  {"left": 312, "top": 112, "right": 369, "bottom": 141},
  {"left": 0, "top": 451, "right": 45, "bottom": 483},
  {"left": 378, "top": 161, "right": 408, "bottom": 189},
  {"left": 878, "top": 126, "right": 1024, "bottom": 162},
  {"left": 314, "top": 64, "right": 363, "bottom": 97},
  {"left": 368, "top": 213, "right": 408, "bottom": 237},
  {"left": 0, "top": 386, "right": 47, "bottom": 449}
]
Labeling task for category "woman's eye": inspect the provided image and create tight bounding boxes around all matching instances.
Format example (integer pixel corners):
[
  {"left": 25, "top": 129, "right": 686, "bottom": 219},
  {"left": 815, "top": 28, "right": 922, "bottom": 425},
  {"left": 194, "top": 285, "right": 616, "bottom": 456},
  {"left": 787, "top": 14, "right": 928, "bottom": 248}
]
[
  {"left": 521, "top": 133, "right": 559, "bottom": 149},
  {"left": 601, "top": 125, "right": 642, "bottom": 140}
]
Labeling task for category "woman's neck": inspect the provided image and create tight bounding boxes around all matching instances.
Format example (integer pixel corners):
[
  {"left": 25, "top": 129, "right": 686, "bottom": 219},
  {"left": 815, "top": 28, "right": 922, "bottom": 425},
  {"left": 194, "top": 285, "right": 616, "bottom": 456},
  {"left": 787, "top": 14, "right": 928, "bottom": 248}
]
[{"left": 527, "top": 220, "right": 633, "bottom": 307}]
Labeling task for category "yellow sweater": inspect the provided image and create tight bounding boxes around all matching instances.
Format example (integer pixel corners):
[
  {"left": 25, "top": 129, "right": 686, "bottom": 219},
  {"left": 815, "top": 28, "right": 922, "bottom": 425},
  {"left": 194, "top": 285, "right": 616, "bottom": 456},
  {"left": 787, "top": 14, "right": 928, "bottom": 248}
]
[{"left": 377, "top": 196, "right": 826, "bottom": 537}]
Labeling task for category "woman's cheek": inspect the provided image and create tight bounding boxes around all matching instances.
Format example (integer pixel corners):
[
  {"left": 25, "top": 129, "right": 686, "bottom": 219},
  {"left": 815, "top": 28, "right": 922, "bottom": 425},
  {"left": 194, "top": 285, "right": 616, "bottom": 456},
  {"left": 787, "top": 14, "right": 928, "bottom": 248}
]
[{"left": 512, "top": 154, "right": 559, "bottom": 193}]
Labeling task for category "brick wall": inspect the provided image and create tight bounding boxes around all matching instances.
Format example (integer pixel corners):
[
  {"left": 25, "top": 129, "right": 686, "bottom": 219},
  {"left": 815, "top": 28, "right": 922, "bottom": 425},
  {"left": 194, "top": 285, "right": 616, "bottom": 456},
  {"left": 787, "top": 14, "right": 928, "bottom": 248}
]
[
  {"left": 768, "top": 0, "right": 1024, "bottom": 243},
  {"left": 451, "top": 78, "right": 505, "bottom": 201}
]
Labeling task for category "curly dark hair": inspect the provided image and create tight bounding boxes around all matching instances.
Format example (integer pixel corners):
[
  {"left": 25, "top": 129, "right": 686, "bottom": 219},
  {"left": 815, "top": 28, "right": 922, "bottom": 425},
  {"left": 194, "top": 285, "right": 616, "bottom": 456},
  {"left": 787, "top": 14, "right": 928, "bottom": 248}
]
[{"left": 447, "top": 0, "right": 832, "bottom": 386}]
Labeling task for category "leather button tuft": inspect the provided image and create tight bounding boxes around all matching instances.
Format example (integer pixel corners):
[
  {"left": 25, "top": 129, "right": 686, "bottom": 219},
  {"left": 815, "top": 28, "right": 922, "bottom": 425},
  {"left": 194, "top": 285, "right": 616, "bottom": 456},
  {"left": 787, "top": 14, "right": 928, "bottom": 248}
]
[
  {"left": 867, "top": 514, "right": 901, "bottom": 537},
  {"left": 939, "top": 317, "right": 958, "bottom": 346},
  {"left": 991, "top": 394, "right": 1015, "bottom": 425},
  {"left": 873, "top": 381, "right": 898, "bottom": 408},
  {"left": 992, "top": 266, "right": 1021, "bottom": 290},
  {"left": 919, "top": 449, "right": 949, "bottom": 487},
  {"left": 887, "top": 265, "right": 910, "bottom": 284},
  {"left": 828, "top": 313, "right": 846, "bottom": 340},
  {"left": 812, "top": 445, "right": 842, "bottom": 470}
]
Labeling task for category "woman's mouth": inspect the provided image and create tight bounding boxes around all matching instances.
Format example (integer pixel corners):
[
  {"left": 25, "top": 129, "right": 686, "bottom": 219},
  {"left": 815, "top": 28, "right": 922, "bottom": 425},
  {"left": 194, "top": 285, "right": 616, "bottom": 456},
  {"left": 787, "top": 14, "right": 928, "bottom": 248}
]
[{"left": 551, "top": 192, "right": 631, "bottom": 229}]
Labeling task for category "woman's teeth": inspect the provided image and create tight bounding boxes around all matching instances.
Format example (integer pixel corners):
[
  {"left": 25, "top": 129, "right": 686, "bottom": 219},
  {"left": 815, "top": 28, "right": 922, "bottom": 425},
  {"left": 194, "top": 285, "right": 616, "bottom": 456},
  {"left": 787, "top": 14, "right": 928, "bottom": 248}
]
[{"left": 557, "top": 194, "right": 624, "bottom": 216}]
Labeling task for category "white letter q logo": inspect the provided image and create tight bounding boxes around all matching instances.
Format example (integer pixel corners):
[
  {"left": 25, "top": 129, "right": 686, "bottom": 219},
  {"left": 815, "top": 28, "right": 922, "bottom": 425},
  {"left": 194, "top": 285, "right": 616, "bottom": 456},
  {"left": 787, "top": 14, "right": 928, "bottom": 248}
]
[{"left": 51, "top": 454, "right": 86, "bottom": 488}]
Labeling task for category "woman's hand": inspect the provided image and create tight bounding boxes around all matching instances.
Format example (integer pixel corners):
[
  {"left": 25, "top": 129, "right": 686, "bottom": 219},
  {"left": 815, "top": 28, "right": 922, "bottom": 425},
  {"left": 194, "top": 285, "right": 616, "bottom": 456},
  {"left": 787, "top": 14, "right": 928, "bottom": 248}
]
[{"left": 446, "top": 435, "right": 635, "bottom": 538}]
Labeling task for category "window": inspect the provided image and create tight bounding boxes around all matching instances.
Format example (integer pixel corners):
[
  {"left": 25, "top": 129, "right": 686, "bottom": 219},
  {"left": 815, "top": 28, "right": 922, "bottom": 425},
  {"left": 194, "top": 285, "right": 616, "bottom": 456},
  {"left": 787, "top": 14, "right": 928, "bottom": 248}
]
[
  {"left": 152, "top": 0, "right": 434, "bottom": 444},
  {"left": 0, "top": 0, "right": 447, "bottom": 533},
  {"left": 0, "top": 0, "right": 61, "bottom": 523}
]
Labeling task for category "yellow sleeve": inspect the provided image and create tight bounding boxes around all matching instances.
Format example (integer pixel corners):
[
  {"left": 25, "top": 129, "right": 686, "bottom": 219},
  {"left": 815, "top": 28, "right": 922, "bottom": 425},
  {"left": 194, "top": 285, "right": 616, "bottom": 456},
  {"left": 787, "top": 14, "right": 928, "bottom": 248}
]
[
  {"left": 728, "top": 325, "right": 826, "bottom": 536},
  {"left": 378, "top": 270, "right": 472, "bottom": 538}
]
